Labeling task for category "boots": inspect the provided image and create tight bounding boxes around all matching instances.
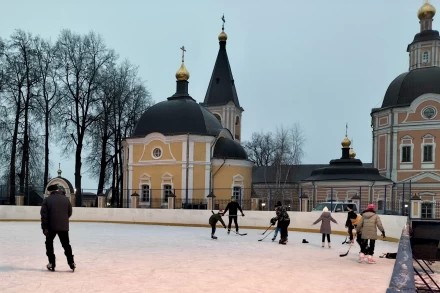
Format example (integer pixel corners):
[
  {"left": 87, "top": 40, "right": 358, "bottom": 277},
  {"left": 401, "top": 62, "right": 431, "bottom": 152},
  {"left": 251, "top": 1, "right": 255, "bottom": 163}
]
[
  {"left": 328, "top": 242, "right": 331, "bottom": 248},
  {"left": 67, "top": 255, "right": 76, "bottom": 271},
  {"left": 211, "top": 234, "right": 217, "bottom": 239},
  {"left": 47, "top": 255, "right": 56, "bottom": 271},
  {"left": 367, "top": 255, "right": 376, "bottom": 264},
  {"left": 279, "top": 238, "right": 287, "bottom": 245},
  {"left": 358, "top": 252, "right": 365, "bottom": 263},
  {"left": 322, "top": 242, "right": 325, "bottom": 247}
]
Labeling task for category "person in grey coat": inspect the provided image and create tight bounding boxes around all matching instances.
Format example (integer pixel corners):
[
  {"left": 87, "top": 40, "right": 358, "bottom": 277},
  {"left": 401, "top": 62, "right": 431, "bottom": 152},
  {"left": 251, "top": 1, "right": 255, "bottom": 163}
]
[
  {"left": 356, "top": 203, "right": 385, "bottom": 264},
  {"left": 40, "top": 184, "right": 75, "bottom": 271},
  {"left": 312, "top": 206, "right": 338, "bottom": 248}
]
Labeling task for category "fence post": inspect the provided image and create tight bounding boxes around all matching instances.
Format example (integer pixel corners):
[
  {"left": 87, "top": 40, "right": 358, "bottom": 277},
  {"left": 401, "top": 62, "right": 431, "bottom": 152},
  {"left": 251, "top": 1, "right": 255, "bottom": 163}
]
[
  {"left": 168, "top": 192, "right": 176, "bottom": 209},
  {"left": 97, "top": 193, "right": 106, "bottom": 208},
  {"left": 207, "top": 192, "right": 215, "bottom": 210},
  {"left": 15, "top": 193, "right": 24, "bottom": 206},
  {"left": 410, "top": 194, "right": 422, "bottom": 219},
  {"left": 130, "top": 192, "right": 139, "bottom": 208},
  {"left": 300, "top": 193, "right": 309, "bottom": 212},
  {"left": 251, "top": 198, "right": 260, "bottom": 210}
]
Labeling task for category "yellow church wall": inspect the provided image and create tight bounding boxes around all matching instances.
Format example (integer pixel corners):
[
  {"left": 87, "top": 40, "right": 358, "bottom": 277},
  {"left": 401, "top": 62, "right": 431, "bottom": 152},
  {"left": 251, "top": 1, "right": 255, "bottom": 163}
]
[
  {"left": 211, "top": 163, "right": 252, "bottom": 202},
  {"left": 193, "top": 141, "right": 206, "bottom": 162}
]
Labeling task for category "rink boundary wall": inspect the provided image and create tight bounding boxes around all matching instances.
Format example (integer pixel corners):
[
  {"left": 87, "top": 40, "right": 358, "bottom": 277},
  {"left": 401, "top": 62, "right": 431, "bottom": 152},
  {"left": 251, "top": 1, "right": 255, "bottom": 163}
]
[{"left": 0, "top": 206, "right": 406, "bottom": 241}]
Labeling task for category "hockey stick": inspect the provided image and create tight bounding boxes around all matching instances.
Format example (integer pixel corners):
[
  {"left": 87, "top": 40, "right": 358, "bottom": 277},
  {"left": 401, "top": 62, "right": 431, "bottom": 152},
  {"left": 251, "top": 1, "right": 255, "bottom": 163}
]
[
  {"left": 236, "top": 231, "right": 247, "bottom": 236},
  {"left": 339, "top": 242, "right": 353, "bottom": 257},
  {"left": 258, "top": 230, "right": 274, "bottom": 241},
  {"left": 262, "top": 224, "right": 273, "bottom": 235},
  {"left": 342, "top": 237, "right": 348, "bottom": 244}
]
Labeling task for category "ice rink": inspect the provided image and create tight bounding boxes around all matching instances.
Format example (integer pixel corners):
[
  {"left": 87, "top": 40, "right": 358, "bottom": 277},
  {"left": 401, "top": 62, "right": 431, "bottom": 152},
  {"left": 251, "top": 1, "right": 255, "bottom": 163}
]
[{"left": 0, "top": 221, "right": 400, "bottom": 293}]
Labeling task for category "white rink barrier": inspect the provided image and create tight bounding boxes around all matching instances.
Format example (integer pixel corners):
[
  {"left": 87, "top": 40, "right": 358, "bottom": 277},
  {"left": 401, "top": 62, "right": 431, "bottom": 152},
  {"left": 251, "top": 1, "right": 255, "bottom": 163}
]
[{"left": 0, "top": 206, "right": 407, "bottom": 241}]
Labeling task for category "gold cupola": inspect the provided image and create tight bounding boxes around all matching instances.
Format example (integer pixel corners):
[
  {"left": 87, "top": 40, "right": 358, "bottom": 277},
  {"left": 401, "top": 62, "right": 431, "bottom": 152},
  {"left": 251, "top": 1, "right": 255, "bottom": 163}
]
[
  {"left": 175, "top": 62, "right": 189, "bottom": 81},
  {"left": 349, "top": 148, "right": 356, "bottom": 159},
  {"left": 341, "top": 136, "right": 351, "bottom": 148},
  {"left": 418, "top": 0, "right": 436, "bottom": 20},
  {"left": 218, "top": 30, "right": 228, "bottom": 42},
  {"left": 175, "top": 45, "right": 189, "bottom": 81}
]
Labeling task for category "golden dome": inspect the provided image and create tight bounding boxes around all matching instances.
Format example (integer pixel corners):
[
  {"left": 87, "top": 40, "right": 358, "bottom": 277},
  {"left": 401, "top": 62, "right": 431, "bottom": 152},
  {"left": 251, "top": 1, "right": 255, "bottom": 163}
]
[
  {"left": 175, "top": 62, "right": 189, "bottom": 81},
  {"left": 418, "top": 1, "right": 436, "bottom": 20},
  {"left": 218, "top": 30, "right": 228, "bottom": 41},
  {"left": 349, "top": 148, "right": 356, "bottom": 159},
  {"left": 341, "top": 136, "right": 351, "bottom": 148}
]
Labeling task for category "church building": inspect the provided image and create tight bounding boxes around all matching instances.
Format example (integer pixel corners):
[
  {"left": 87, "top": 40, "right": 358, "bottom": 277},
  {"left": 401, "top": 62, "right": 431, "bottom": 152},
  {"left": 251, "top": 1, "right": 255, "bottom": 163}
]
[
  {"left": 122, "top": 24, "right": 253, "bottom": 209},
  {"left": 371, "top": 1, "right": 440, "bottom": 217}
]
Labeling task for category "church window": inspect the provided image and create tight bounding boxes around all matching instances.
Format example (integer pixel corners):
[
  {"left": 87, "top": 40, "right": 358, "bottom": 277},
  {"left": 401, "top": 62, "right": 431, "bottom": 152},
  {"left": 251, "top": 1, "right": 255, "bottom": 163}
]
[
  {"left": 423, "top": 145, "right": 433, "bottom": 162},
  {"left": 421, "top": 202, "right": 433, "bottom": 218},
  {"left": 163, "top": 184, "right": 173, "bottom": 203},
  {"left": 232, "top": 186, "right": 242, "bottom": 201},
  {"left": 422, "top": 51, "right": 430, "bottom": 64},
  {"left": 141, "top": 184, "right": 150, "bottom": 203},
  {"left": 422, "top": 106, "right": 436, "bottom": 119},
  {"left": 401, "top": 146, "right": 411, "bottom": 162},
  {"left": 152, "top": 147, "right": 162, "bottom": 159}
]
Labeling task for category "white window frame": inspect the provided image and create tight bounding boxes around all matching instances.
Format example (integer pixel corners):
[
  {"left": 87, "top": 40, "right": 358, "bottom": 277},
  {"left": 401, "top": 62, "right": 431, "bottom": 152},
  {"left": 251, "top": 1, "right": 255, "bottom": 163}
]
[
  {"left": 422, "top": 51, "right": 430, "bottom": 64},
  {"left": 400, "top": 136, "right": 413, "bottom": 168}
]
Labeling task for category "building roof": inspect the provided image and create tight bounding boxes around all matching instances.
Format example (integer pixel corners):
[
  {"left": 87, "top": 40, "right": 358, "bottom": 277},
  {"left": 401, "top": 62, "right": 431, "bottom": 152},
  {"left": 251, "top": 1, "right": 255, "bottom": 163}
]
[
  {"left": 252, "top": 164, "right": 329, "bottom": 184},
  {"left": 202, "top": 36, "right": 241, "bottom": 109},
  {"left": 213, "top": 137, "right": 247, "bottom": 160},
  {"left": 132, "top": 80, "right": 224, "bottom": 137},
  {"left": 379, "top": 67, "right": 440, "bottom": 109},
  {"left": 407, "top": 29, "right": 440, "bottom": 49}
]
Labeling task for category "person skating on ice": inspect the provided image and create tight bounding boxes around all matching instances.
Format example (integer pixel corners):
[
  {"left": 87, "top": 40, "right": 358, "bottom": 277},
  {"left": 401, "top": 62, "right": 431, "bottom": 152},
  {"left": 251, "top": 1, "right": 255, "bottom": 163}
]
[
  {"left": 40, "top": 184, "right": 76, "bottom": 271},
  {"left": 356, "top": 203, "right": 385, "bottom": 264},
  {"left": 223, "top": 196, "right": 244, "bottom": 234},
  {"left": 312, "top": 206, "right": 338, "bottom": 248},
  {"left": 209, "top": 210, "right": 226, "bottom": 239},
  {"left": 345, "top": 204, "right": 360, "bottom": 244},
  {"left": 273, "top": 201, "right": 290, "bottom": 245}
]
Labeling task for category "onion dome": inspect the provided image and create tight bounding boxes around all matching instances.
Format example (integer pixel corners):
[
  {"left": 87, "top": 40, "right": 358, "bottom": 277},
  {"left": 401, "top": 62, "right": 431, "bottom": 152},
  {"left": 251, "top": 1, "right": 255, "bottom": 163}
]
[
  {"left": 176, "top": 62, "right": 189, "bottom": 81},
  {"left": 218, "top": 30, "right": 228, "bottom": 42},
  {"left": 418, "top": 1, "right": 436, "bottom": 20},
  {"left": 349, "top": 148, "right": 356, "bottom": 159},
  {"left": 341, "top": 136, "right": 351, "bottom": 148}
]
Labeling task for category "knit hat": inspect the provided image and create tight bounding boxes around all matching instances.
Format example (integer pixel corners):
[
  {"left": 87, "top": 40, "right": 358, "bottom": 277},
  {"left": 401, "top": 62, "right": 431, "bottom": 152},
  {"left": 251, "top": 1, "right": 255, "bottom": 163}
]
[
  {"left": 367, "top": 203, "right": 375, "bottom": 210},
  {"left": 323, "top": 206, "right": 329, "bottom": 212},
  {"left": 47, "top": 184, "right": 59, "bottom": 192},
  {"left": 275, "top": 201, "right": 282, "bottom": 207}
]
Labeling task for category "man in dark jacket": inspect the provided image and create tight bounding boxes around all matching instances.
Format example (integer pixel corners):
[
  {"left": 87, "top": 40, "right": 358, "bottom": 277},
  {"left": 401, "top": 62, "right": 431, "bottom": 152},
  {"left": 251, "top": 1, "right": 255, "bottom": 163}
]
[
  {"left": 274, "top": 201, "right": 290, "bottom": 245},
  {"left": 209, "top": 210, "right": 226, "bottom": 239},
  {"left": 223, "top": 196, "right": 245, "bottom": 234},
  {"left": 40, "top": 184, "right": 75, "bottom": 271}
]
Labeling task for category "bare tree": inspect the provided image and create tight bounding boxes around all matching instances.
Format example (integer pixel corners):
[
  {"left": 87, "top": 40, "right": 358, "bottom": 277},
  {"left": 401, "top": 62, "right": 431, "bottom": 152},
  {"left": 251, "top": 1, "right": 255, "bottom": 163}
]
[
  {"left": 243, "top": 132, "right": 274, "bottom": 167},
  {"left": 55, "top": 30, "right": 115, "bottom": 206}
]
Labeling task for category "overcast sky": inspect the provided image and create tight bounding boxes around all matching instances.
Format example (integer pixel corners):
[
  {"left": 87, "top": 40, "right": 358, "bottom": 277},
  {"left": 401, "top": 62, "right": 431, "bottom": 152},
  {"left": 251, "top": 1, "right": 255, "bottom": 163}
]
[{"left": 0, "top": 0, "right": 428, "bottom": 188}]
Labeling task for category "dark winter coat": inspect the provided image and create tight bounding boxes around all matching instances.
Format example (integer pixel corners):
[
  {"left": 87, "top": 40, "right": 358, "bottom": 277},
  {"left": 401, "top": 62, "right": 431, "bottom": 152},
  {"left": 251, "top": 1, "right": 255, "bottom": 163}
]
[
  {"left": 313, "top": 211, "right": 337, "bottom": 234},
  {"left": 209, "top": 213, "right": 226, "bottom": 227},
  {"left": 345, "top": 210, "right": 357, "bottom": 228},
  {"left": 40, "top": 191, "right": 72, "bottom": 231},
  {"left": 275, "top": 206, "right": 290, "bottom": 222},
  {"left": 356, "top": 210, "right": 384, "bottom": 240},
  {"left": 224, "top": 201, "right": 244, "bottom": 216}
]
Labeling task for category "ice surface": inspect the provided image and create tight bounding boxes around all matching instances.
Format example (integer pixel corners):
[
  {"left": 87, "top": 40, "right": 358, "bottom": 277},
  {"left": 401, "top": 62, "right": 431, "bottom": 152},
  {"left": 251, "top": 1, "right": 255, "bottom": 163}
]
[{"left": 0, "top": 222, "right": 400, "bottom": 293}]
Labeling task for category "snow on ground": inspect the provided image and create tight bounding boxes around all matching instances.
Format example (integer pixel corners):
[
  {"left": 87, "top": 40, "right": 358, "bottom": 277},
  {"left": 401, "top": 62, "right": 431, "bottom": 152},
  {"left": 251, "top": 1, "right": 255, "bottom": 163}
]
[{"left": 0, "top": 222, "right": 400, "bottom": 293}]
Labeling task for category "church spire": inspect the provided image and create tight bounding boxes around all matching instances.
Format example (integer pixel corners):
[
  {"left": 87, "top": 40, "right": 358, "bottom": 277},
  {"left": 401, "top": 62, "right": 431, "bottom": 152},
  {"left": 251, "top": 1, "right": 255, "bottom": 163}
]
[{"left": 203, "top": 16, "right": 243, "bottom": 141}]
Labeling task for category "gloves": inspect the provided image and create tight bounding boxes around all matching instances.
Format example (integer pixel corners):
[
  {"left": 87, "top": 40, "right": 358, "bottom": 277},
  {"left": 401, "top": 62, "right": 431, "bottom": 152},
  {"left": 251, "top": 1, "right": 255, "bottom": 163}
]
[
  {"left": 43, "top": 229, "right": 48, "bottom": 236},
  {"left": 270, "top": 217, "right": 277, "bottom": 225},
  {"left": 242, "top": 213, "right": 245, "bottom": 217},
  {"left": 382, "top": 231, "right": 386, "bottom": 238}
]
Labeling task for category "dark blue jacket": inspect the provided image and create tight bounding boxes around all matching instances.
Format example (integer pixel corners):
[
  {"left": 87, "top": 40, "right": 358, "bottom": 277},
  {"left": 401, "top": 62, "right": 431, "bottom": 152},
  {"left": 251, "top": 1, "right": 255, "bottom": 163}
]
[{"left": 40, "top": 191, "right": 72, "bottom": 231}]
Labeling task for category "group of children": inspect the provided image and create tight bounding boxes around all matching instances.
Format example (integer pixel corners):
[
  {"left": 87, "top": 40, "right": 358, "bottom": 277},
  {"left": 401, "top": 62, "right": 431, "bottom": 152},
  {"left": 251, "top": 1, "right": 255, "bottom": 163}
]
[
  {"left": 313, "top": 203, "right": 386, "bottom": 264},
  {"left": 209, "top": 201, "right": 385, "bottom": 263}
]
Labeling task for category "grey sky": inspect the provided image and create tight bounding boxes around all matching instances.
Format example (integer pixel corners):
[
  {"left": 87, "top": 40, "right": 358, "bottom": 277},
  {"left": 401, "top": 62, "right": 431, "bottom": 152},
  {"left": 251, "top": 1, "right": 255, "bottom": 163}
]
[{"left": 0, "top": 0, "right": 425, "bottom": 188}]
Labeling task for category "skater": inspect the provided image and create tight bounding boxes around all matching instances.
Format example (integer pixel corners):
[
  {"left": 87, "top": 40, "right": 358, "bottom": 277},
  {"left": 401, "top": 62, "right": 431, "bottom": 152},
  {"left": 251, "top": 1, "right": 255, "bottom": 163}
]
[
  {"left": 273, "top": 201, "right": 290, "bottom": 245},
  {"left": 312, "top": 206, "right": 338, "bottom": 248},
  {"left": 223, "top": 196, "right": 245, "bottom": 234},
  {"left": 40, "top": 184, "right": 75, "bottom": 271},
  {"left": 356, "top": 203, "right": 385, "bottom": 264},
  {"left": 345, "top": 204, "right": 360, "bottom": 244},
  {"left": 209, "top": 210, "right": 226, "bottom": 239}
]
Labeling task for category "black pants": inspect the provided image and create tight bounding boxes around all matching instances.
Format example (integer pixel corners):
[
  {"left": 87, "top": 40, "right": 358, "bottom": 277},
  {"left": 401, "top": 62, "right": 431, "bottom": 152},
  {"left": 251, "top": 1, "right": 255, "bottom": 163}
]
[
  {"left": 227, "top": 216, "right": 239, "bottom": 231},
  {"left": 45, "top": 230, "right": 73, "bottom": 264},
  {"left": 279, "top": 220, "right": 290, "bottom": 240},
  {"left": 360, "top": 239, "right": 376, "bottom": 256},
  {"left": 211, "top": 225, "right": 216, "bottom": 235},
  {"left": 321, "top": 233, "right": 331, "bottom": 242}
]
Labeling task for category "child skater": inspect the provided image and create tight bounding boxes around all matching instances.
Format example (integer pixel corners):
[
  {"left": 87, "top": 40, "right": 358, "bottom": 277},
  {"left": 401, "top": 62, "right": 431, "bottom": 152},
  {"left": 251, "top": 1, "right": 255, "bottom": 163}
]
[
  {"left": 356, "top": 204, "right": 385, "bottom": 264},
  {"left": 313, "top": 206, "right": 338, "bottom": 248},
  {"left": 209, "top": 210, "right": 226, "bottom": 239}
]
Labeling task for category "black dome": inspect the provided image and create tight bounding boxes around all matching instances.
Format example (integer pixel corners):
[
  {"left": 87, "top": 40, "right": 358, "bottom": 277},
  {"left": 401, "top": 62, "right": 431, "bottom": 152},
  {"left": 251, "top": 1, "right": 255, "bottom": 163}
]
[
  {"left": 381, "top": 67, "right": 440, "bottom": 108},
  {"left": 213, "top": 137, "right": 247, "bottom": 160},
  {"left": 133, "top": 98, "right": 223, "bottom": 137}
]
